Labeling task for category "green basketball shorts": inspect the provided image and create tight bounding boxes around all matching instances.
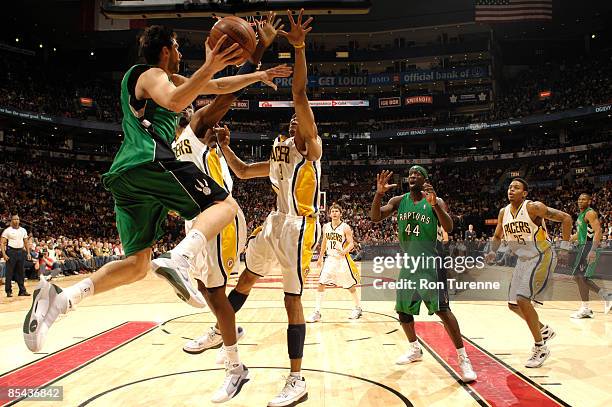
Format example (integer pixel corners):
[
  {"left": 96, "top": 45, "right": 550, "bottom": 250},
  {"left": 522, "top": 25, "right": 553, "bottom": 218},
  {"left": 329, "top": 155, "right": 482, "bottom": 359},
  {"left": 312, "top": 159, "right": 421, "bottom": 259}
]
[{"left": 102, "top": 160, "right": 229, "bottom": 256}]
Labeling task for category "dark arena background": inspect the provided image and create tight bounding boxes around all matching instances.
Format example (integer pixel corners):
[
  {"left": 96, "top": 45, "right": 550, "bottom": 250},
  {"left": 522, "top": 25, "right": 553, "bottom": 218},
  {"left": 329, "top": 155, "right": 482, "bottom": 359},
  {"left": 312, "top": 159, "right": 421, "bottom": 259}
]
[{"left": 0, "top": 1, "right": 611, "bottom": 406}]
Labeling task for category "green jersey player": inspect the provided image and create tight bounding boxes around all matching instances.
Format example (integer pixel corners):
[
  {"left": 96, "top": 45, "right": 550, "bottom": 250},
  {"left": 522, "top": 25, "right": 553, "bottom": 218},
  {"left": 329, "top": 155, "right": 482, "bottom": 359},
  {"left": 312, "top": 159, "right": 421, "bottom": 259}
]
[{"left": 370, "top": 166, "right": 476, "bottom": 383}]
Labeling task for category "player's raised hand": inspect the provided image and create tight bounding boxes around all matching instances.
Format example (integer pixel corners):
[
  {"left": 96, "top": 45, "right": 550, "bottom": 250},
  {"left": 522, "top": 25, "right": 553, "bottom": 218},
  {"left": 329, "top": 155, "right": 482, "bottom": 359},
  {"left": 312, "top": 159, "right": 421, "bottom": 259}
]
[
  {"left": 278, "top": 8, "right": 313, "bottom": 46},
  {"left": 214, "top": 125, "right": 231, "bottom": 147},
  {"left": 423, "top": 182, "right": 438, "bottom": 206},
  {"left": 258, "top": 64, "right": 293, "bottom": 90},
  {"left": 204, "top": 35, "right": 244, "bottom": 73},
  {"left": 376, "top": 170, "right": 397, "bottom": 195},
  {"left": 257, "top": 11, "right": 284, "bottom": 49}
]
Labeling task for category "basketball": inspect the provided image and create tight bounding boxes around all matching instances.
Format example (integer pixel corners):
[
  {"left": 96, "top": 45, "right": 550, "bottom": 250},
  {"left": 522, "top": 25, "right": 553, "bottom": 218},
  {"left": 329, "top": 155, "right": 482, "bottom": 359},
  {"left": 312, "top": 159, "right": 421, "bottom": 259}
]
[{"left": 209, "top": 16, "right": 257, "bottom": 61}]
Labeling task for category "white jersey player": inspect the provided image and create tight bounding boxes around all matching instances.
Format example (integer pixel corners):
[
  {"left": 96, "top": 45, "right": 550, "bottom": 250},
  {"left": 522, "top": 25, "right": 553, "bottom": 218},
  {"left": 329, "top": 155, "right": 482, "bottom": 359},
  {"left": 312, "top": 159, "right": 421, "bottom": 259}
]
[
  {"left": 487, "top": 178, "right": 573, "bottom": 368},
  {"left": 307, "top": 204, "right": 362, "bottom": 322},
  {"left": 216, "top": 10, "right": 320, "bottom": 406},
  {"left": 173, "top": 121, "right": 247, "bottom": 289}
]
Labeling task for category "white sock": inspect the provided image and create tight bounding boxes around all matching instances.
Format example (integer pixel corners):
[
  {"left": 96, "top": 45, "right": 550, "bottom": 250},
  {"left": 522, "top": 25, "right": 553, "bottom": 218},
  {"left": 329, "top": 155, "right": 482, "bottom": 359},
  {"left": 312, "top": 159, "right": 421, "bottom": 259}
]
[
  {"left": 581, "top": 301, "right": 589, "bottom": 309},
  {"left": 456, "top": 347, "right": 467, "bottom": 358},
  {"left": 223, "top": 344, "right": 240, "bottom": 367},
  {"left": 173, "top": 229, "right": 207, "bottom": 261},
  {"left": 315, "top": 291, "right": 323, "bottom": 312},
  {"left": 409, "top": 340, "right": 420, "bottom": 350},
  {"left": 349, "top": 289, "right": 361, "bottom": 309},
  {"left": 64, "top": 278, "right": 94, "bottom": 309},
  {"left": 597, "top": 289, "right": 607, "bottom": 298},
  {"left": 290, "top": 371, "right": 302, "bottom": 380}
]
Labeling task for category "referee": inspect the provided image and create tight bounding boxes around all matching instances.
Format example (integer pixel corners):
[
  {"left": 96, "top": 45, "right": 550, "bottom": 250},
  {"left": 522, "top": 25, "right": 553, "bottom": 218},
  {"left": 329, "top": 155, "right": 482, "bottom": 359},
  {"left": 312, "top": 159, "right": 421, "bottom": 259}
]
[{"left": 1, "top": 214, "right": 31, "bottom": 297}]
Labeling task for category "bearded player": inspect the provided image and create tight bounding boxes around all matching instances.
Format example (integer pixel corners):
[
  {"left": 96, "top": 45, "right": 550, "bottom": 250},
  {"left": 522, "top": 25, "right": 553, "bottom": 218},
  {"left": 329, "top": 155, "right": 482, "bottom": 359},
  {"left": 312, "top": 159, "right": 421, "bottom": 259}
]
[
  {"left": 307, "top": 203, "right": 362, "bottom": 322},
  {"left": 569, "top": 193, "right": 612, "bottom": 318},
  {"left": 370, "top": 167, "right": 477, "bottom": 383},
  {"left": 486, "top": 178, "right": 573, "bottom": 367},
  {"left": 23, "top": 24, "right": 289, "bottom": 356}
]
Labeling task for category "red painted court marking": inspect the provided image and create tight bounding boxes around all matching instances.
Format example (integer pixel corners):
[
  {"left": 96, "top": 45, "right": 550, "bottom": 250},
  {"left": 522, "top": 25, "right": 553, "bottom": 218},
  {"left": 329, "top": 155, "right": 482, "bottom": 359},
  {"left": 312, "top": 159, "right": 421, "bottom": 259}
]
[
  {"left": 0, "top": 321, "right": 157, "bottom": 406},
  {"left": 416, "top": 321, "right": 568, "bottom": 407}
]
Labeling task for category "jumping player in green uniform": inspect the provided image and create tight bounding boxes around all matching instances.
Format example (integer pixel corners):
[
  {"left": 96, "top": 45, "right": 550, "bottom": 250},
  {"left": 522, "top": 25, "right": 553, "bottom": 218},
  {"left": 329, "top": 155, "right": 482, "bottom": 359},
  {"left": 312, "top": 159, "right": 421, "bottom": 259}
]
[
  {"left": 570, "top": 193, "right": 611, "bottom": 318},
  {"left": 23, "top": 25, "right": 292, "bottom": 353},
  {"left": 370, "top": 166, "right": 477, "bottom": 382}
]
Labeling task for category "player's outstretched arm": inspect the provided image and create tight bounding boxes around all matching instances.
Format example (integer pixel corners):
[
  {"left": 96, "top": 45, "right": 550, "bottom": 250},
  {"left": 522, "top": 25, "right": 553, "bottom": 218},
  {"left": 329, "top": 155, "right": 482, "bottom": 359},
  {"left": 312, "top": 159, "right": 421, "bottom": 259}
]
[
  {"left": 137, "top": 35, "right": 243, "bottom": 112},
  {"left": 279, "top": 9, "right": 320, "bottom": 161},
  {"left": 371, "top": 170, "right": 401, "bottom": 222},
  {"left": 202, "top": 64, "right": 292, "bottom": 95},
  {"left": 216, "top": 125, "right": 269, "bottom": 179},
  {"left": 189, "top": 14, "right": 285, "bottom": 135},
  {"left": 528, "top": 201, "right": 573, "bottom": 241}
]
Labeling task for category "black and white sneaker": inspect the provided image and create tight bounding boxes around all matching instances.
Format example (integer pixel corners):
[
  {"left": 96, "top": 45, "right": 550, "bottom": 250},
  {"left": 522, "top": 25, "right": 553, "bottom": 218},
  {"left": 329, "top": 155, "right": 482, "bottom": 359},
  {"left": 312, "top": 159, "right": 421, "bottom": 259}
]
[
  {"left": 525, "top": 345, "right": 550, "bottom": 368},
  {"left": 151, "top": 252, "right": 206, "bottom": 308},
  {"left": 210, "top": 362, "right": 250, "bottom": 403},
  {"left": 268, "top": 376, "right": 308, "bottom": 407},
  {"left": 23, "top": 278, "right": 70, "bottom": 352},
  {"left": 540, "top": 324, "right": 556, "bottom": 343}
]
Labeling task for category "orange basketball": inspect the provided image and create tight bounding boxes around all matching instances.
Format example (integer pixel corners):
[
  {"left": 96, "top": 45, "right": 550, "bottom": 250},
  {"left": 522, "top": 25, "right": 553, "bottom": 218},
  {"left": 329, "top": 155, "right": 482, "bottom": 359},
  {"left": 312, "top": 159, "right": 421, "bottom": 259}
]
[{"left": 209, "top": 16, "right": 257, "bottom": 62}]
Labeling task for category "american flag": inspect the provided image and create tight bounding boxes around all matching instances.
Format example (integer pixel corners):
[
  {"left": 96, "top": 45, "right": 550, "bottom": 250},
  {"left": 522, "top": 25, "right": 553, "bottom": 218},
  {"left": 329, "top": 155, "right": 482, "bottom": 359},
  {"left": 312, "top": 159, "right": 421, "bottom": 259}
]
[{"left": 475, "top": 0, "right": 552, "bottom": 22}]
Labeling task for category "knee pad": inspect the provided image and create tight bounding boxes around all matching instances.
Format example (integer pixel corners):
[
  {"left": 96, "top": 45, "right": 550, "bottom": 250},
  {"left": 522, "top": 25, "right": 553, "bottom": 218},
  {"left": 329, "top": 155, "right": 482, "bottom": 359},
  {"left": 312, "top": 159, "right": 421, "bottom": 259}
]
[
  {"left": 287, "top": 324, "right": 306, "bottom": 359},
  {"left": 227, "top": 289, "right": 248, "bottom": 312}
]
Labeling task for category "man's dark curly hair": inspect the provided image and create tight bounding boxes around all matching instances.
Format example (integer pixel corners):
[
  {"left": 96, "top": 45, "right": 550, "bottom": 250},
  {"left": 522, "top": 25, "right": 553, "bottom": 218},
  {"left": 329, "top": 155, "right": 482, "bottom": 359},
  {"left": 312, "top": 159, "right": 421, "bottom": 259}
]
[{"left": 139, "top": 25, "right": 176, "bottom": 65}]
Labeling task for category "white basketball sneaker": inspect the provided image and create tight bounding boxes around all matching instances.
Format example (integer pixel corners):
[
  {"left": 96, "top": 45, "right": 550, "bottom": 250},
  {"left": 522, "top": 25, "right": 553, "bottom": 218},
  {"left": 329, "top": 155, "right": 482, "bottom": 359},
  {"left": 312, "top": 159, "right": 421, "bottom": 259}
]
[
  {"left": 348, "top": 307, "right": 362, "bottom": 320},
  {"left": 267, "top": 375, "right": 308, "bottom": 407},
  {"left": 396, "top": 347, "right": 423, "bottom": 365},
  {"left": 306, "top": 310, "right": 321, "bottom": 323},
  {"left": 570, "top": 307, "right": 594, "bottom": 319},
  {"left": 210, "top": 361, "right": 250, "bottom": 403},
  {"left": 540, "top": 324, "right": 557, "bottom": 343},
  {"left": 23, "top": 278, "right": 70, "bottom": 352},
  {"left": 214, "top": 327, "right": 246, "bottom": 364},
  {"left": 151, "top": 252, "right": 206, "bottom": 308},
  {"left": 458, "top": 356, "right": 477, "bottom": 382},
  {"left": 525, "top": 345, "right": 550, "bottom": 368}
]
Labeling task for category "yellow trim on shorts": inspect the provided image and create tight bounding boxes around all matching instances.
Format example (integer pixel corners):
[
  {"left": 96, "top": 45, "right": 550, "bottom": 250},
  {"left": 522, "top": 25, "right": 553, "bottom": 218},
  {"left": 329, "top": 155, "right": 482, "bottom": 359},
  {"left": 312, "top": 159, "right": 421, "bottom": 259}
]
[
  {"left": 345, "top": 254, "right": 361, "bottom": 284},
  {"left": 531, "top": 248, "right": 553, "bottom": 296},
  {"left": 207, "top": 149, "right": 226, "bottom": 190},
  {"left": 220, "top": 216, "right": 238, "bottom": 273},
  {"left": 300, "top": 217, "right": 317, "bottom": 281},
  {"left": 294, "top": 161, "right": 317, "bottom": 217}
]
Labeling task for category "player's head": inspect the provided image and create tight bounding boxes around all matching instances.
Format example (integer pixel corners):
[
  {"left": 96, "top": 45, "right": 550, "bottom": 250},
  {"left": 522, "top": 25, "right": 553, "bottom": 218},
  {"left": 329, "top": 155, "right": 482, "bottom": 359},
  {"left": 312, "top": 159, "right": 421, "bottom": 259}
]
[
  {"left": 508, "top": 178, "right": 528, "bottom": 203},
  {"left": 329, "top": 203, "right": 342, "bottom": 220},
  {"left": 577, "top": 193, "right": 592, "bottom": 210},
  {"left": 288, "top": 113, "right": 298, "bottom": 137},
  {"left": 139, "top": 25, "right": 181, "bottom": 74},
  {"left": 178, "top": 104, "right": 194, "bottom": 129},
  {"left": 10, "top": 213, "right": 19, "bottom": 227},
  {"left": 407, "top": 165, "right": 429, "bottom": 192}
]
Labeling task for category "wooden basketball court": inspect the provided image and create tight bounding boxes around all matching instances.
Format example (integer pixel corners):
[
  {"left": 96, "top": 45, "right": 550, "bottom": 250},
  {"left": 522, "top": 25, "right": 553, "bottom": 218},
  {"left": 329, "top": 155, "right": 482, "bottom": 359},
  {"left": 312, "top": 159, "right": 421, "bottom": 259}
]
[{"left": 1, "top": 263, "right": 610, "bottom": 406}]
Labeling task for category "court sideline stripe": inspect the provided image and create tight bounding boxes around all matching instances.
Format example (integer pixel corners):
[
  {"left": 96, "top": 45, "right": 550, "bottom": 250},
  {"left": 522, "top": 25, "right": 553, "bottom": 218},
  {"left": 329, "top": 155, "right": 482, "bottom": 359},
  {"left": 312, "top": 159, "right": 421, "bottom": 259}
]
[
  {"left": 416, "top": 321, "right": 570, "bottom": 407},
  {"left": 0, "top": 321, "right": 158, "bottom": 406}
]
